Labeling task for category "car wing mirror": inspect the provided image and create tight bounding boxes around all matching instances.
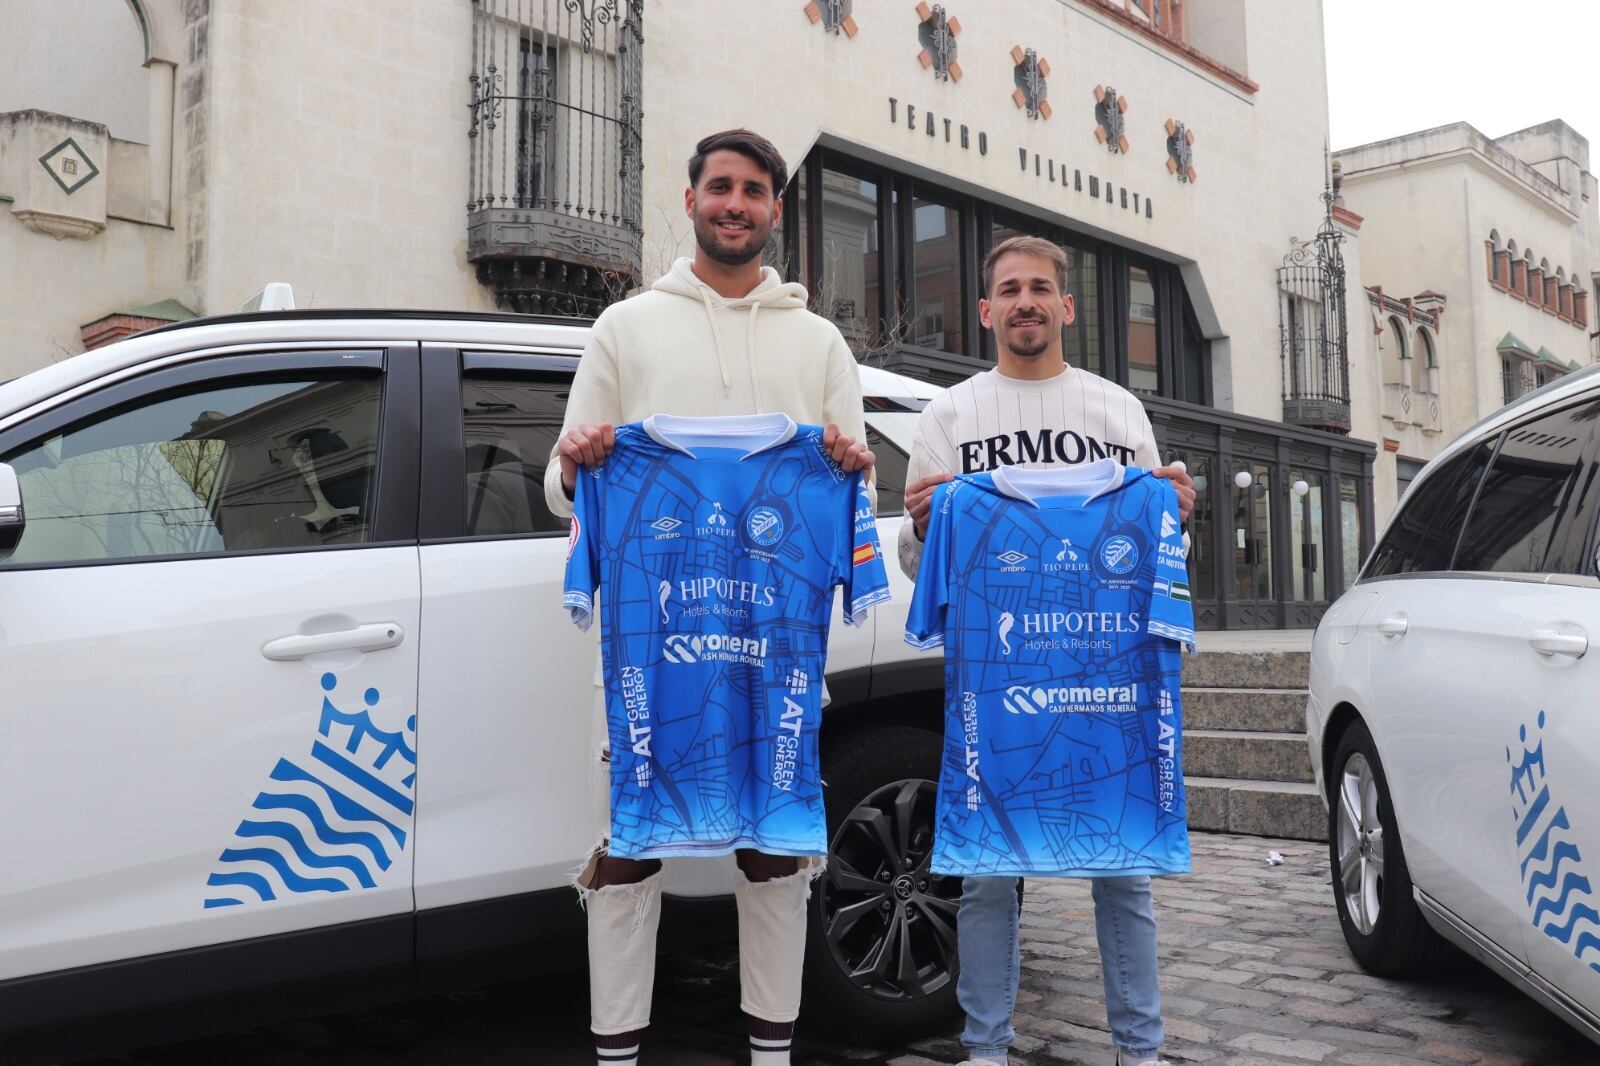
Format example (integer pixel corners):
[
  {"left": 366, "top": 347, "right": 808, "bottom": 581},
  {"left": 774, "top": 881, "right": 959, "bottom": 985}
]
[{"left": 0, "top": 463, "right": 24, "bottom": 561}]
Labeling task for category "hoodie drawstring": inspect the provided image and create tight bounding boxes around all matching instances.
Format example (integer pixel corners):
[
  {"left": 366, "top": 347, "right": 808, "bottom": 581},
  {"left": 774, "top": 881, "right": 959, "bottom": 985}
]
[
  {"left": 697, "top": 285, "right": 733, "bottom": 392},
  {"left": 746, "top": 302, "right": 762, "bottom": 412}
]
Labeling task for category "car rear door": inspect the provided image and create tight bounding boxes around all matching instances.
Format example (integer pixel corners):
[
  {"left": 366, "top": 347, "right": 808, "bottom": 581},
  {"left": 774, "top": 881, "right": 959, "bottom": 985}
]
[
  {"left": 411, "top": 346, "right": 603, "bottom": 984},
  {"left": 0, "top": 346, "right": 421, "bottom": 1021},
  {"left": 1478, "top": 391, "right": 1600, "bottom": 1018},
  {"left": 1357, "top": 434, "right": 1530, "bottom": 959}
]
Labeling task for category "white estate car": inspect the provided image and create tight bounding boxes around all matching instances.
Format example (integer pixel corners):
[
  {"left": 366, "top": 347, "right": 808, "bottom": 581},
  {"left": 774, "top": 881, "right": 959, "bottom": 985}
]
[
  {"left": 1308, "top": 364, "right": 1600, "bottom": 1046},
  {"left": 0, "top": 310, "right": 960, "bottom": 1055}
]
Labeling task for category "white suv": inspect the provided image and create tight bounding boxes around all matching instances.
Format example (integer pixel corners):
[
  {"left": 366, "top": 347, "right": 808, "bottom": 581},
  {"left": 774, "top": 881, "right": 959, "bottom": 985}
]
[
  {"left": 0, "top": 310, "right": 958, "bottom": 1053},
  {"left": 1308, "top": 364, "right": 1600, "bottom": 1046}
]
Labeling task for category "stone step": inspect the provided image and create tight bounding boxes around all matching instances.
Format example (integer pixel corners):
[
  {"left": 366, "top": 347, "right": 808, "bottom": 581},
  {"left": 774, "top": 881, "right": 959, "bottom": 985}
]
[
  {"left": 1181, "top": 650, "right": 1310, "bottom": 690},
  {"left": 1181, "top": 687, "right": 1307, "bottom": 733},
  {"left": 1185, "top": 776, "right": 1327, "bottom": 842},
  {"left": 1183, "top": 729, "right": 1315, "bottom": 784}
]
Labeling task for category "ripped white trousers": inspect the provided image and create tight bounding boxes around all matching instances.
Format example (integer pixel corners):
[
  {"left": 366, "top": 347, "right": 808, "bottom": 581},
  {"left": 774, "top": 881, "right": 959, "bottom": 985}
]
[{"left": 575, "top": 685, "right": 820, "bottom": 1035}]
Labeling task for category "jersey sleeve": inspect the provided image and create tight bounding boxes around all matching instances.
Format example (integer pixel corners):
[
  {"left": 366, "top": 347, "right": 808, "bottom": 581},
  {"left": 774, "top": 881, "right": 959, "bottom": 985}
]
[
  {"left": 839, "top": 474, "right": 891, "bottom": 626},
  {"left": 562, "top": 465, "right": 603, "bottom": 632},
  {"left": 1145, "top": 479, "right": 1196, "bottom": 652},
  {"left": 904, "top": 482, "right": 954, "bottom": 649}
]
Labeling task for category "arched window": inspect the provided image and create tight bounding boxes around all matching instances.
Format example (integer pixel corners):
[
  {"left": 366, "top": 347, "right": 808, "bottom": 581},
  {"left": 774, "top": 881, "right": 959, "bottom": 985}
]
[
  {"left": 1525, "top": 249, "right": 1537, "bottom": 299},
  {"left": 1385, "top": 316, "right": 1410, "bottom": 388},
  {"left": 1416, "top": 328, "right": 1438, "bottom": 394},
  {"left": 1488, "top": 230, "right": 1504, "bottom": 283},
  {"left": 0, "top": 0, "right": 153, "bottom": 142}
]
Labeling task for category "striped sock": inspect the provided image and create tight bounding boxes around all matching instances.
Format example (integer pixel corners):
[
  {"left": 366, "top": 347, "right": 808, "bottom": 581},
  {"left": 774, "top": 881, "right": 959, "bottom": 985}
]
[
  {"left": 595, "top": 1028, "right": 645, "bottom": 1065},
  {"left": 748, "top": 1016, "right": 793, "bottom": 1065}
]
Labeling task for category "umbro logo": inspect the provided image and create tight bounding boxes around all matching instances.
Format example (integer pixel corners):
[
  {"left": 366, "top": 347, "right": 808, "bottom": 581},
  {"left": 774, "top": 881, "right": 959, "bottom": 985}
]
[
  {"left": 650, "top": 517, "right": 683, "bottom": 533},
  {"left": 1161, "top": 512, "right": 1179, "bottom": 539},
  {"left": 996, "top": 550, "right": 1028, "bottom": 571}
]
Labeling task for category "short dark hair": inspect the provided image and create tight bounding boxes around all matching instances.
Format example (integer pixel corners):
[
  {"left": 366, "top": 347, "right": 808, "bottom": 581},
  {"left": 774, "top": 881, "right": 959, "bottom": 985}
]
[
  {"left": 982, "top": 235, "right": 1070, "bottom": 297},
  {"left": 687, "top": 129, "right": 788, "bottom": 196}
]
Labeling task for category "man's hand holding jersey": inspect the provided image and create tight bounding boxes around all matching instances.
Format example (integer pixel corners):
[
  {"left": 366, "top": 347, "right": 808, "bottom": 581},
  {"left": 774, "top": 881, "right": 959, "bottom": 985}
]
[
  {"left": 557, "top": 422, "right": 616, "bottom": 497},
  {"left": 822, "top": 421, "right": 875, "bottom": 474},
  {"left": 906, "top": 472, "right": 956, "bottom": 541},
  {"left": 1151, "top": 464, "right": 1196, "bottom": 520}
]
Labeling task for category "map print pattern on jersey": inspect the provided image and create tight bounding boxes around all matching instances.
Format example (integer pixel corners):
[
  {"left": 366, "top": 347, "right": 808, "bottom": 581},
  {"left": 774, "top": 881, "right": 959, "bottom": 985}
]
[
  {"left": 565, "top": 414, "right": 889, "bottom": 860},
  {"left": 905, "top": 460, "right": 1195, "bottom": 878}
]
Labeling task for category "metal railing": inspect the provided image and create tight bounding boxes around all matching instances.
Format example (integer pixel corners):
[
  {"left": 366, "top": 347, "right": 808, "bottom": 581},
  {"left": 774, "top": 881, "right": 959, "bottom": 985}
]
[
  {"left": 1278, "top": 189, "right": 1351, "bottom": 434},
  {"left": 467, "top": 0, "right": 643, "bottom": 313}
]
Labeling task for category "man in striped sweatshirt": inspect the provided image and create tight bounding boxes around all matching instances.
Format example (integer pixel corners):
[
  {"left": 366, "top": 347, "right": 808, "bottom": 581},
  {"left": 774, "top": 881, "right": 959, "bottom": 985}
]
[{"left": 898, "top": 235, "right": 1195, "bottom": 1066}]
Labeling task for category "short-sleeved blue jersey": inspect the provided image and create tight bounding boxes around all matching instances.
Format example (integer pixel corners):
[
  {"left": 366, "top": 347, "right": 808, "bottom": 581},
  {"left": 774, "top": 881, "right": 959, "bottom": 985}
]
[
  {"left": 905, "top": 459, "right": 1195, "bottom": 878},
  {"left": 564, "top": 413, "right": 890, "bottom": 859}
]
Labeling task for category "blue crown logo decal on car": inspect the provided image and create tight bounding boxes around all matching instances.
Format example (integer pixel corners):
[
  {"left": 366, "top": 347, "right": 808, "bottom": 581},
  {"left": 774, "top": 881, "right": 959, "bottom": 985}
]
[
  {"left": 1508, "top": 710, "right": 1600, "bottom": 975},
  {"left": 202, "top": 672, "right": 417, "bottom": 909}
]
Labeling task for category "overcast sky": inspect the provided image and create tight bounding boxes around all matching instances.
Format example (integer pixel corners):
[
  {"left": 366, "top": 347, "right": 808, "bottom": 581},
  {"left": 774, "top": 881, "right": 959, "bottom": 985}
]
[{"left": 1325, "top": 1, "right": 1600, "bottom": 152}]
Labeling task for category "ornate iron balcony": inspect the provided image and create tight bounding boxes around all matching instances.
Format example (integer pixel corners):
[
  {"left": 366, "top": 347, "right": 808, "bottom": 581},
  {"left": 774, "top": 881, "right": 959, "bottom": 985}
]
[
  {"left": 467, "top": 0, "right": 643, "bottom": 317},
  {"left": 1278, "top": 189, "right": 1351, "bottom": 435}
]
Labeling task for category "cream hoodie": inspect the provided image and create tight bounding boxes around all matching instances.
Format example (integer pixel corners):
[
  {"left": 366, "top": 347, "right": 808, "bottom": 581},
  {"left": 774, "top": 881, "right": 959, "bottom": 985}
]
[{"left": 544, "top": 257, "right": 871, "bottom": 517}]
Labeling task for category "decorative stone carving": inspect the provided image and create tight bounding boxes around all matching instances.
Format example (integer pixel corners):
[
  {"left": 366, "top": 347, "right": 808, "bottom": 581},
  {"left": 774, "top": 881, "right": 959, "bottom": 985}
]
[
  {"left": 804, "top": 0, "right": 858, "bottom": 37},
  {"left": 915, "top": 4, "right": 961, "bottom": 82},
  {"left": 3, "top": 111, "right": 109, "bottom": 239},
  {"left": 1011, "top": 46, "right": 1050, "bottom": 119},
  {"left": 1094, "top": 85, "right": 1129, "bottom": 153},
  {"left": 1165, "top": 119, "right": 1196, "bottom": 183}
]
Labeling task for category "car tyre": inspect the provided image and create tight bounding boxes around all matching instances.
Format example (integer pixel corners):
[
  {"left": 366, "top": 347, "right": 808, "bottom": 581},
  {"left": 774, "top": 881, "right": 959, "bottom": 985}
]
[
  {"left": 1327, "top": 718, "right": 1450, "bottom": 975},
  {"left": 803, "top": 725, "right": 962, "bottom": 1044}
]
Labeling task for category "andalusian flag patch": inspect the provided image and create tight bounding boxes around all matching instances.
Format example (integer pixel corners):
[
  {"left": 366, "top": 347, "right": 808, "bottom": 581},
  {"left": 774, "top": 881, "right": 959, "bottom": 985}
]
[{"left": 1170, "top": 581, "right": 1192, "bottom": 601}]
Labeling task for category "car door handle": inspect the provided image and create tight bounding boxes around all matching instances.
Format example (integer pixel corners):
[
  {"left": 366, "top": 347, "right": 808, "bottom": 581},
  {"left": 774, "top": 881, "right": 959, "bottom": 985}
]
[
  {"left": 262, "top": 623, "right": 405, "bottom": 661},
  {"left": 1529, "top": 629, "right": 1588, "bottom": 658},
  {"left": 1376, "top": 617, "right": 1408, "bottom": 637}
]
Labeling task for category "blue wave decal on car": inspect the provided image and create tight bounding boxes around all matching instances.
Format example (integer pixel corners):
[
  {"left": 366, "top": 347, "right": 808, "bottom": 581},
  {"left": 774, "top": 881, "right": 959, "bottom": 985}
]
[
  {"left": 1509, "top": 710, "right": 1600, "bottom": 975},
  {"left": 203, "top": 672, "right": 417, "bottom": 909}
]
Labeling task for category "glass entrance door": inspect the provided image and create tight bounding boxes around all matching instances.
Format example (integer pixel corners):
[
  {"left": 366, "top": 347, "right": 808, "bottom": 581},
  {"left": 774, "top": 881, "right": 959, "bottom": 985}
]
[
  {"left": 1231, "top": 461, "right": 1275, "bottom": 615},
  {"left": 1287, "top": 468, "right": 1326, "bottom": 603}
]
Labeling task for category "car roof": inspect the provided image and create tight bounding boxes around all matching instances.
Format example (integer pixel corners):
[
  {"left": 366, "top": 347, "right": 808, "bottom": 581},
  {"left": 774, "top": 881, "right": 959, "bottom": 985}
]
[{"left": 0, "top": 308, "right": 940, "bottom": 426}]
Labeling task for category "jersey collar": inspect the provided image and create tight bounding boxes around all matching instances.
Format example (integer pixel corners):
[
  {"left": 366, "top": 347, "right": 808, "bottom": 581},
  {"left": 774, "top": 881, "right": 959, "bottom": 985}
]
[
  {"left": 988, "top": 458, "right": 1125, "bottom": 506},
  {"left": 640, "top": 412, "right": 798, "bottom": 459}
]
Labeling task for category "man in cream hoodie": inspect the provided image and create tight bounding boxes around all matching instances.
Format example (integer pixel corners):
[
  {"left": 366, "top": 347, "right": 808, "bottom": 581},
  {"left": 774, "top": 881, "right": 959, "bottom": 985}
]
[{"left": 545, "top": 129, "right": 875, "bottom": 1066}]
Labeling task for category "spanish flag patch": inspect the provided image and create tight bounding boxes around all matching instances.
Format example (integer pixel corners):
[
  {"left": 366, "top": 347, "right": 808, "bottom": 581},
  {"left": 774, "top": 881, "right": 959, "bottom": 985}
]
[{"left": 852, "top": 543, "right": 877, "bottom": 566}]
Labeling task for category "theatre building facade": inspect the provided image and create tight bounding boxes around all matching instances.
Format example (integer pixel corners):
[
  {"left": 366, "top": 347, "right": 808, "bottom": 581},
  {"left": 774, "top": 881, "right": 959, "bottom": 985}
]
[
  {"left": 633, "top": 0, "right": 1375, "bottom": 629},
  {"left": 0, "top": 0, "right": 1374, "bottom": 629}
]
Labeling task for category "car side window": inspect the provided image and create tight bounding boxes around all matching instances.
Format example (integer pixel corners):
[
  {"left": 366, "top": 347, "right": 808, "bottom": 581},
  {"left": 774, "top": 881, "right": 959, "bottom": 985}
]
[
  {"left": 1364, "top": 440, "right": 1494, "bottom": 578},
  {"left": 0, "top": 375, "right": 381, "bottom": 567},
  {"left": 461, "top": 373, "right": 567, "bottom": 536},
  {"left": 865, "top": 425, "right": 907, "bottom": 517},
  {"left": 1454, "top": 398, "right": 1600, "bottom": 575}
]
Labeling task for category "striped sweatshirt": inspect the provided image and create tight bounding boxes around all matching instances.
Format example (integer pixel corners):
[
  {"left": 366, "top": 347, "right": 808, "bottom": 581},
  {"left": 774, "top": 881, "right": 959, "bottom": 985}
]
[{"left": 897, "top": 365, "right": 1162, "bottom": 579}]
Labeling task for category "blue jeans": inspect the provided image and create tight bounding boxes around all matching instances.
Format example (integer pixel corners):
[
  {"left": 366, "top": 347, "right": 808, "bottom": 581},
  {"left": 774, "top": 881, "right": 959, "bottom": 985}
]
[{"left": 956, "top": 875, "right": 1163, "bottom": 1062}]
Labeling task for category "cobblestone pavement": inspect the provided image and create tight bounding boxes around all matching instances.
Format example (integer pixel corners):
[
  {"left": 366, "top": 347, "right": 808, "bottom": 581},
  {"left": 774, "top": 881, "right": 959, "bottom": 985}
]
[{"left": 65, "top": 832, "right": 1595, "bottom": 1066}]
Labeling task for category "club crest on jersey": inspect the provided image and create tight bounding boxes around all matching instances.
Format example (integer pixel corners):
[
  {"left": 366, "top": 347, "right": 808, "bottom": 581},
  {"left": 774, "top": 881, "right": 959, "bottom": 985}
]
[
  {"left": 1098, "top": 535, "right": 1139, "bottom": 576},
  {"left": 746, "top": 505, "right": 785, "bottom": 547}
]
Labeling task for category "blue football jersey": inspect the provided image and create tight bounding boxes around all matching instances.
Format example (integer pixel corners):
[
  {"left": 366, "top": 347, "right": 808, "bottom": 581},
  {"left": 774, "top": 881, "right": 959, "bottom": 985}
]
[
  {"left": 905, "top": 459, "right": 1195, "bottom": 878},
  {"left": 564, "top": 413, "right": 890, "bottom": 859}
]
